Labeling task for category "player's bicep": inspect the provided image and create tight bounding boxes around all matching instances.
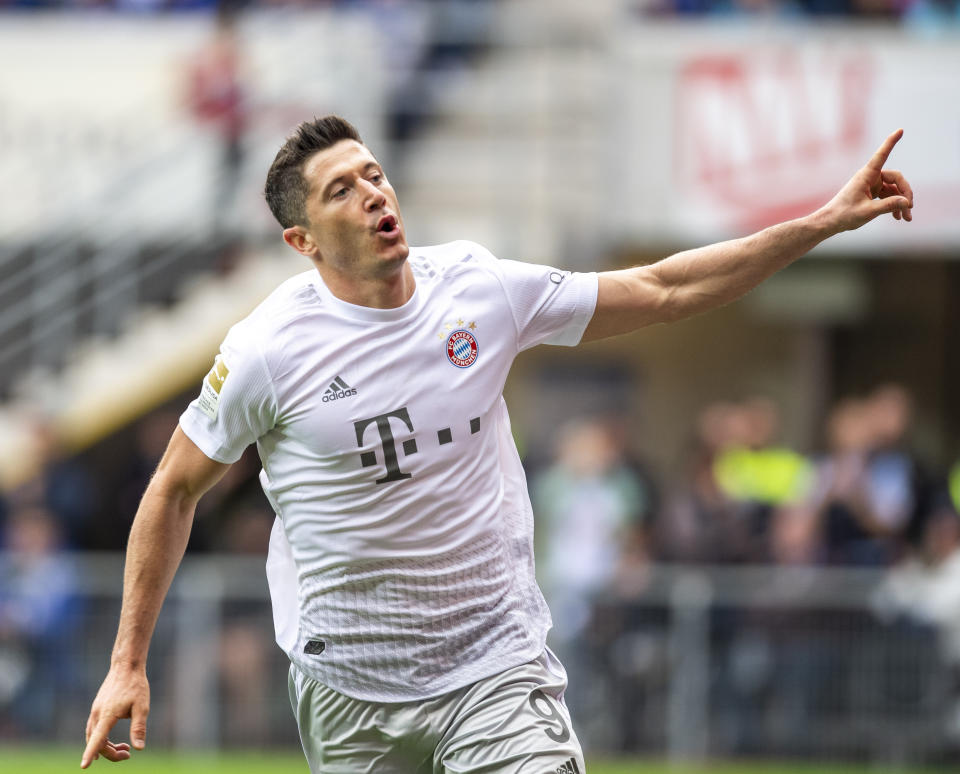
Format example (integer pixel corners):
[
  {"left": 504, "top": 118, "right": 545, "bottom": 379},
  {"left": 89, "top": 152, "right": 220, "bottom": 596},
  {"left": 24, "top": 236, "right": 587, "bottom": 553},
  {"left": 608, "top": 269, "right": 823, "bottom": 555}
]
[
  {"left": 581, "top": 267, "right": 671, "bottom": 342},
  {"left": 152, "top": 426, "right": 232, "bottom": 504}
]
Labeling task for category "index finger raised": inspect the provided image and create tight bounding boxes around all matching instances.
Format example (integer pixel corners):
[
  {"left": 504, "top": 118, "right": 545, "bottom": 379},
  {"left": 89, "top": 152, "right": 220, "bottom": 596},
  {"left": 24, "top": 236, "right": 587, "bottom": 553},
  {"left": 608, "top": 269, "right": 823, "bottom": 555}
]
[{"left": 865, "top": 129, "right": 904, "bottom": 173}]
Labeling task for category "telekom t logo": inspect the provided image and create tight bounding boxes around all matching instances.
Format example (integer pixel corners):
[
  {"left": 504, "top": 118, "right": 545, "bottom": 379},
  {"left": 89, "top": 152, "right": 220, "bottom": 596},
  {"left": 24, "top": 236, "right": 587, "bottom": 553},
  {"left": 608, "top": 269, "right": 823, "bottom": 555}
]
[
  {"left": 354, "top": 408, "right": 417, "bottom": 484},
  {"left": 354, "top": 407, "right": 482, "bottom": 485}
]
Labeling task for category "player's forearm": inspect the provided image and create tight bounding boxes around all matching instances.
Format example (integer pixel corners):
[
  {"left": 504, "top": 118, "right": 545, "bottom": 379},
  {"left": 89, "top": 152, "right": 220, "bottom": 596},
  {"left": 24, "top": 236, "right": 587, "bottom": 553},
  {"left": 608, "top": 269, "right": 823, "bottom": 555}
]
[
  {"left": 648, "top": 209, "right": 838, "bottom": 323},
  {"left": 109, "top": 477, "right": 198, "bottom": 669},
  {"left": 584, "top": 209, "right": 840, "bottom": 340}
]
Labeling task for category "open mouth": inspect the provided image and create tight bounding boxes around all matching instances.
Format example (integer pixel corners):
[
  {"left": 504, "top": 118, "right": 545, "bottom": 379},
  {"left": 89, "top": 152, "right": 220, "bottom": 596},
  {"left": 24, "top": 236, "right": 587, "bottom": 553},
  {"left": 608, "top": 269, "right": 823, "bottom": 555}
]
[{"left": 376, "top": 215, "right": 399, "bottom": 236}]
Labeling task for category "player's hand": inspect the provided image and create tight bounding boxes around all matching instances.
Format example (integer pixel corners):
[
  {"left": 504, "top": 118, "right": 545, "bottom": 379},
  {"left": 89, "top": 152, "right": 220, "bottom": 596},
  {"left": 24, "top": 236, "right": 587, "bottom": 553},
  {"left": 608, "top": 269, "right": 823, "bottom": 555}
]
[
  {"left": 820, "top": 129, "right": 914, "bottom": 233},
  {"left": 81, "top": 664, "right": 150, "bottom": 768}
]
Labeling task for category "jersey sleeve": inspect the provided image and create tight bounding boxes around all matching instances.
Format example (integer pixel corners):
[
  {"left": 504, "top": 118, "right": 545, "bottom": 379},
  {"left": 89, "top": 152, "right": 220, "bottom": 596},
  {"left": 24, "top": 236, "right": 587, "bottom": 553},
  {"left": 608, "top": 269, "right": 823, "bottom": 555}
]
[
  {"left": 488, "top": 250, "right": 599, "bottom": 352},
  {"left": 179, "top": 322, "right": 278, "bottom": 464}
]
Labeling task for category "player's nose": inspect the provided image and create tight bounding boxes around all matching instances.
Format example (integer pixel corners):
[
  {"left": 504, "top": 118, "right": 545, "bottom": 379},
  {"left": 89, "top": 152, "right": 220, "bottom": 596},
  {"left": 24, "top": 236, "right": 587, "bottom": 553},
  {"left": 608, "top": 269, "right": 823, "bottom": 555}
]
[{"left": 361, "top": 180, "right": 386, "bottom": 211}]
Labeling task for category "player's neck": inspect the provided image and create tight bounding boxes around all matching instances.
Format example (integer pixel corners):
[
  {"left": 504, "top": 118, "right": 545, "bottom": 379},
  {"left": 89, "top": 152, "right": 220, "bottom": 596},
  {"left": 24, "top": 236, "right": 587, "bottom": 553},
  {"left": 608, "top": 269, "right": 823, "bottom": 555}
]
[{"left": 319, "top": 262, "right": 416, "bottom": 310}]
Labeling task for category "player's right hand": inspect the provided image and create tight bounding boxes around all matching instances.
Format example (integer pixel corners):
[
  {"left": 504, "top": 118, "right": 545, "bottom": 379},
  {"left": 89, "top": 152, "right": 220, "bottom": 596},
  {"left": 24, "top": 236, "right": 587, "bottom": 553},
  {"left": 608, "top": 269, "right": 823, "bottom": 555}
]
[
  {"left": 81, "top": 664, "right": 150, "bottom": 768},
  {"left": 820, "top": 128, "right": 914, "bottom": 233}
]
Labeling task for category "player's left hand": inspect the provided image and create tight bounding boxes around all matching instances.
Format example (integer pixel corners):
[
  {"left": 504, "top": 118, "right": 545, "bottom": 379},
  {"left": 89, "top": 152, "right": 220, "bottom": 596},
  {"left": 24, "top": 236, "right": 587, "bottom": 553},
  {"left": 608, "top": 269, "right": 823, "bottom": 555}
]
[
  {"left": 820, "top": 129, "right": 914, "bottom": 232},
  {"left": 84, "top": 739, "right": 132, "bottom": 765},
  {"left": 81, "top": 663, "right": 149, "bottom": 768}
]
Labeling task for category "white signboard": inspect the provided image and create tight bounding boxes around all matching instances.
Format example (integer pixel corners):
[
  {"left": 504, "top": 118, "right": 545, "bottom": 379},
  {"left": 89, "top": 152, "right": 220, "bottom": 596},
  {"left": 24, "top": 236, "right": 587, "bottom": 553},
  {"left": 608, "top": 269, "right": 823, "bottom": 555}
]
[{"left": 612, "top": 24, "right": 960, "bottom": 254}]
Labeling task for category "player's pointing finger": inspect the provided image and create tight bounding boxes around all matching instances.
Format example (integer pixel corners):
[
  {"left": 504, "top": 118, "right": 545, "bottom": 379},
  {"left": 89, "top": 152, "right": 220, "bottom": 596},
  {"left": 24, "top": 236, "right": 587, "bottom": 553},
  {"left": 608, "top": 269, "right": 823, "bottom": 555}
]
[
  {"left": 81, "top": 737, "right": 100, "bottom": 767},
  {"left": 81, "top": 717, "right": 113, "bottom": 768},
  {"left": 865, "top": 129, "right": 904, "bottom": 172}
]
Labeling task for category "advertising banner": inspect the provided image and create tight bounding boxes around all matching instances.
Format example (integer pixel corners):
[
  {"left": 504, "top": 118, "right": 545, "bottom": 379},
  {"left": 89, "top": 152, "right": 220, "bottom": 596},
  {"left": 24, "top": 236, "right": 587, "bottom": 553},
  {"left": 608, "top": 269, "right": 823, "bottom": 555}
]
[{"left": 612, "top": 24, "right": 960, "bottom": 254}]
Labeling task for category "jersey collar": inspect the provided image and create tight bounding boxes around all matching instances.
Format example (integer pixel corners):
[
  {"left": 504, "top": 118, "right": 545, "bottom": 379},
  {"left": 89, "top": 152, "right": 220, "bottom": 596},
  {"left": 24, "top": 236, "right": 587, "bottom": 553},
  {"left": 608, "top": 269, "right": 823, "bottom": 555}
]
[{"left": 311, "top": 270, "right": 423, "bottom": 323}]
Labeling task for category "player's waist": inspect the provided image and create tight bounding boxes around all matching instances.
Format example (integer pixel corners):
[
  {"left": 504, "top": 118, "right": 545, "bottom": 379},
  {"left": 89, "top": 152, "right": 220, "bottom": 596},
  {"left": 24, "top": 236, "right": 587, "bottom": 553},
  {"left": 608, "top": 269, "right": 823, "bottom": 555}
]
[{"left": 300, "top": 540, "right": 515, "bottom": 611}]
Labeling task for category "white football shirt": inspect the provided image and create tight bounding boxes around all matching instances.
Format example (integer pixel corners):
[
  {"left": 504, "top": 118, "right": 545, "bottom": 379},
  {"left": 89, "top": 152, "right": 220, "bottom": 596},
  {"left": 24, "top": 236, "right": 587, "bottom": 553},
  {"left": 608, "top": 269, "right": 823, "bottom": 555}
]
[{"left": 180, "top": 241, "right": 598, "bottom": 701}]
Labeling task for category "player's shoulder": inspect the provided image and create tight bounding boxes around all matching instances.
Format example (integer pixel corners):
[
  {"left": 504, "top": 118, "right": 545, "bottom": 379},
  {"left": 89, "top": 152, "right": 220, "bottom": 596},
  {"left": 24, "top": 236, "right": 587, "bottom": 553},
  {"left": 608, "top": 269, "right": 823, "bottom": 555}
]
[
  {"left": 409, "top": 240, "right": 501, "bottom": 280},
  {"left": 227, "top": 270, "right": 319, "bottom": 344}
]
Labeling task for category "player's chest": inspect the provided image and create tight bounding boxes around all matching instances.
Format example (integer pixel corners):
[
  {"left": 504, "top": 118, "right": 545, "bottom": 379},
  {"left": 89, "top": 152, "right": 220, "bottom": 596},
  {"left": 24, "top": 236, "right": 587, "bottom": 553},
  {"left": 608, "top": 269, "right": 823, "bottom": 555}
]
[{"left": 274, "top": 303, "right": 513, "bottom": 449}]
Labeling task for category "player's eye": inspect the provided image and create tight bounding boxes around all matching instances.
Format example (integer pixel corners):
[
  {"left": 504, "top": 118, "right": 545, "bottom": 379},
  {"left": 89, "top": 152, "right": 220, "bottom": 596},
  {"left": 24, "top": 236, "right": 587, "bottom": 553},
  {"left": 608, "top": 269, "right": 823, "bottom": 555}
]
[
  {"left": 332, "top": 187, "right": 348, "bottom": 199},
  {"left": 370, "top": 173, "right": 383, "bottom": 185}
]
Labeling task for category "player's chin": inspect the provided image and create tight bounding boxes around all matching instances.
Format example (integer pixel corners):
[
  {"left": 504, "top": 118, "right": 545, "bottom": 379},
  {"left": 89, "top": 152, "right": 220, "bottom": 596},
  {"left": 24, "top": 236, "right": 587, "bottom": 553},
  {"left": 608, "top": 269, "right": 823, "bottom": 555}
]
[{"left": 380, "top": 240, "right": 410, "bottom": 263}]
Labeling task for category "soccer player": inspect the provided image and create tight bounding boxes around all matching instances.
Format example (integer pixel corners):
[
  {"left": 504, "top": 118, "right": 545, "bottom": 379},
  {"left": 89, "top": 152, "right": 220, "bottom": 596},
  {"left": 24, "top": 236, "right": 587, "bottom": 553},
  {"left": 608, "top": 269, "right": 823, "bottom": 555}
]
[{"left": 81, "top": 116, "right": 912, "bottom": 772}]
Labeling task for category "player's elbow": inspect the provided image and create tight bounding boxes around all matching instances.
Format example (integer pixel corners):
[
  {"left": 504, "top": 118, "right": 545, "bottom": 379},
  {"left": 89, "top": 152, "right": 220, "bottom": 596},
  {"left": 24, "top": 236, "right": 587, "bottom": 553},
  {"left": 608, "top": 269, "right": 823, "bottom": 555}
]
[{"left": 146, "top": 464, "right": 204, "bottom": 513}]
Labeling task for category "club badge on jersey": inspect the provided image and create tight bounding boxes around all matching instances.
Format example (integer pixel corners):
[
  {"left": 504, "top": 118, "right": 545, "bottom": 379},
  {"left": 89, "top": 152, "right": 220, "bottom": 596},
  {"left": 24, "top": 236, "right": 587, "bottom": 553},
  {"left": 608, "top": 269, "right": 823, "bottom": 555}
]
[
  {"left": 438, "top": 318, "right": 479, "bottom": 368},
  {"left": 445, "top": 328, "right": 479, "bottom": 368}
]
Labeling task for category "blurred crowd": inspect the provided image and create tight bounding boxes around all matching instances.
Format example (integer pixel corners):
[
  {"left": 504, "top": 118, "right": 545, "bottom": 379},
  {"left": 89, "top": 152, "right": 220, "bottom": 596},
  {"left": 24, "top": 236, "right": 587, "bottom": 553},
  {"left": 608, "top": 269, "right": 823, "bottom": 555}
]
[
  {"left": 2, "top": 380, "right": 960, "bottom": 749},
  {"left": 528, "top": 383, "right": 955, "bottom": 593},
  {"left": 1, "top": 0, "right": 959, "bottom": 28},
  {"left": 0, "top": 0, "right": 495, "bottom": 16},
  {"left": 0, "top": 1, "right": 381, "bottom": 11},
  {"left": 639, "top": 0, "right": 960, "bottom": 24},
  {"left": 526, "top": 383, "right": 960, "bottom": 754}
]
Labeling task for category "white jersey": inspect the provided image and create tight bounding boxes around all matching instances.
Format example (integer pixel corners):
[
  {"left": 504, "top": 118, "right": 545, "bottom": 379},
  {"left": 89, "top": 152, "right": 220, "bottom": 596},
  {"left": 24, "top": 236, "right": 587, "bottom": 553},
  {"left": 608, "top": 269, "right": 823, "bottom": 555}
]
[{"left": 180, "top": 241, "right": 598, "bottom": 701}]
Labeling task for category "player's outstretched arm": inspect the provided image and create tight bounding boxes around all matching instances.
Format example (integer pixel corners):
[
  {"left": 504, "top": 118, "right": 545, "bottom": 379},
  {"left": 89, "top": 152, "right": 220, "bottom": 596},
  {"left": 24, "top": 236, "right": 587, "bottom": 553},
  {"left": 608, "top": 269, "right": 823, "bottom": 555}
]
[
  {"left": 81, "top": 427, "right": 231, "bottom": 769},
  {"left": 582, "top": 129, "right": 913, "bottom": 342}
]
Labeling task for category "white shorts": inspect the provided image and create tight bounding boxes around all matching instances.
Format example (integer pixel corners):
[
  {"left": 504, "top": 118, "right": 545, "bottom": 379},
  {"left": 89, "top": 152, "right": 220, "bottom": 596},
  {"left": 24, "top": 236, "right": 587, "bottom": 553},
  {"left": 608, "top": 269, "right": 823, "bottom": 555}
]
[{"left": 287, "top": 649, "right": 585, "bottom": 773}]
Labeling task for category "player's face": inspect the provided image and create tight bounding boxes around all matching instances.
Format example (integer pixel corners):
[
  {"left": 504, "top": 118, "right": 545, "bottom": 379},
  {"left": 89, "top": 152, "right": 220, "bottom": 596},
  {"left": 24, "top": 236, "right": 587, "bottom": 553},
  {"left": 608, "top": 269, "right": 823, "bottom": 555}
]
[{"left": 299, "top": 140, "right": 409, "bottom": 281}]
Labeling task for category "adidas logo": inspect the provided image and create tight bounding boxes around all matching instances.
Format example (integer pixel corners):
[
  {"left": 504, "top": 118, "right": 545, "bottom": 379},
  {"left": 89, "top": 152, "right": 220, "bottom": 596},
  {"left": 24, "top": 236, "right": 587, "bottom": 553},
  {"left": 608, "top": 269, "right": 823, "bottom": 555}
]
[
  {"left": 554, "top": 758, "right": 581, "bottom": 774},
  {"left": 321, "top": 376, "right": 358, "bottom": 402}
]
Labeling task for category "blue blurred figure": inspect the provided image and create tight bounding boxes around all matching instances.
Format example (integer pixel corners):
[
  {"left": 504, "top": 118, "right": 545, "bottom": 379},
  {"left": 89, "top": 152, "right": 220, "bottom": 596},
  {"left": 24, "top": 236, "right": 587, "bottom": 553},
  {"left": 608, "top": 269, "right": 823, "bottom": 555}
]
[{"left": 0, "top": 506, "right": 82, "bottom": 738}]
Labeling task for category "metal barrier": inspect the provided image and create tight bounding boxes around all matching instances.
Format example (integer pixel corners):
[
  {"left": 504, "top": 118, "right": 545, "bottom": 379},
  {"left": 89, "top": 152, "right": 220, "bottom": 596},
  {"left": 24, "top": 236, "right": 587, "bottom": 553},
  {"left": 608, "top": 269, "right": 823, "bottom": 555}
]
[
  {"left": 566, "top": 566, "right": 955, "bottom": 763},
  {"left": 0, "top": 552, "right": 955, "bottom": 764}
]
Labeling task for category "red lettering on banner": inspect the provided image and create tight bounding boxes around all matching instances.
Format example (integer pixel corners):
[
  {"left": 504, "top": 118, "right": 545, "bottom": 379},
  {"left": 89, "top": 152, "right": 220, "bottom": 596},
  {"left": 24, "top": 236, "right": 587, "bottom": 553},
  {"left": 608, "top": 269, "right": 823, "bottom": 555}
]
[{"left": 675, "top": 49, "right": 873, "bottom": 231}]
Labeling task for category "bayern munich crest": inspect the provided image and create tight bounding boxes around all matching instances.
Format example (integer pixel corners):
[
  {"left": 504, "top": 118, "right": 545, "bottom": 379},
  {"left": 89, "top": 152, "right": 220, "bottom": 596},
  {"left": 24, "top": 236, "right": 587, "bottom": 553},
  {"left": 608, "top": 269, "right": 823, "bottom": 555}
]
[{"left": 446, "top": 329, "right": 479, "bottom": 368}]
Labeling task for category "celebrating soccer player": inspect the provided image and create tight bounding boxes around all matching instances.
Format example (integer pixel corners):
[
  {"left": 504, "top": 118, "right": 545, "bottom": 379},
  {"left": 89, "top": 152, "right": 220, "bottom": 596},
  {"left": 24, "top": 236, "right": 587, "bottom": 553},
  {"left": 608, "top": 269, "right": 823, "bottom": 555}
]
[{"left": 82, "top": 117, "right": 911, "bottom": 772}]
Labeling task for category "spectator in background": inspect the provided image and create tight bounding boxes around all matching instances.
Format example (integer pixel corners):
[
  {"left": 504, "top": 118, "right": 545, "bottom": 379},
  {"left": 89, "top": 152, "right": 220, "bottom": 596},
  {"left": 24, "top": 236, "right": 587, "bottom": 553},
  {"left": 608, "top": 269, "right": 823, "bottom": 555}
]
[
  {"left": 901, "top": 0, "right": 960, "bottom": 29},
  {"left": 533, "top": 418, "right": 653, "bottom": 644},
  {"left": 660, "top": 398, "right": 818, "bottom": 755},
  {"left": 810, "top": 384, "right": 920, "bottom": 566},
  {"left": 655, "top": 397, "right": 813, "bottom": 564},
  {"left": 873, "top": 494, "right": 960, "bottom": 738},
  {"left": 950, "top": 457, "right": 960, "bottom": 514},
  {"left": 0, "top": 506, "right": 81, "bottom": 738},
  {"left": 655, "top": 401, "right": 747, "bottom": 563},
  {"left": 713, "top": 396, "right": 814, "bottom": 561},
  {"left": 532, "top": 418, "right": 654, "bottom": 744},
  {"left": 34, "top": 419, "right": 98, "bottom": 550},
  {"left": 870, "top": 384, "right": 931, "bottom": 541},
  {"left": 874, "top": 496, "right": 960, "bottom": 656},
  {"left": 4, "top": 416, "right": 97, "bottom": 550},
  {"left": 186, "top": 2, "right": 249, "bottom": 234}
]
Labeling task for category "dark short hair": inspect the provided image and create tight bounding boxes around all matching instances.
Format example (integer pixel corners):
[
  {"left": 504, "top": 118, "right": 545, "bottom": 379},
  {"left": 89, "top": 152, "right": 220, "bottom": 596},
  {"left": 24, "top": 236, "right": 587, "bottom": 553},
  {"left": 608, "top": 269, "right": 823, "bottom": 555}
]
[{"left": 264, "top": 115, "right": 363, "bottom": 229}]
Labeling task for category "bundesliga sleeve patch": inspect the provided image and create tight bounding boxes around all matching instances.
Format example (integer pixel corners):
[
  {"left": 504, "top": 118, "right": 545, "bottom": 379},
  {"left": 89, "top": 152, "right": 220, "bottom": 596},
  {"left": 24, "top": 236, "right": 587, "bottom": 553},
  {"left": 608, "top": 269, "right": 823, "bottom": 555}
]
[{"left": 198, "top": 354, "right": 229, "bottom": 419}]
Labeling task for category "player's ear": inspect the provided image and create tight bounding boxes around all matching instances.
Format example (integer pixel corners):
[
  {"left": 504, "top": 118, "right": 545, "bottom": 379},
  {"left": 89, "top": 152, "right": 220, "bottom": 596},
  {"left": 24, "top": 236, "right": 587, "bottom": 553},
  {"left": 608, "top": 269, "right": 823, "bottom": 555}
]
[{"left": 283, "top": 226, "right": 318, "bottom": 258}]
